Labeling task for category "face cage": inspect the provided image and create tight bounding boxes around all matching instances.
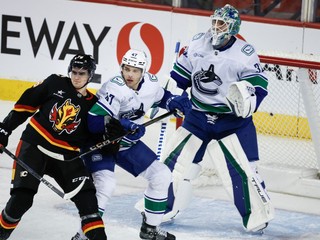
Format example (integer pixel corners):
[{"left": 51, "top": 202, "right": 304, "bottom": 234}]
[{"left": 211, "top": 19, "right": 231, "bottom": 47}]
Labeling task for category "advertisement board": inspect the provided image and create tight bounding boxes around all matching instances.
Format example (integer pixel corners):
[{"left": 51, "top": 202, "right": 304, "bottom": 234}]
[{"left": 0, "top": 0, "right": 318, "bottom": 100}]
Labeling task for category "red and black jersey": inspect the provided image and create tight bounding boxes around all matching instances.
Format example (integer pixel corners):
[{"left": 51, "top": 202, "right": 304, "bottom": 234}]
[{"left": 3, "top": 74, "right": 98, "bottom": 155}]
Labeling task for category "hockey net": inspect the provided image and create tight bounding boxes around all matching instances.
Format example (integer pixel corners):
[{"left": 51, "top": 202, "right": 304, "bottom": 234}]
[{"left": 189, "top": 52, "right": 320, "bottom": 197}]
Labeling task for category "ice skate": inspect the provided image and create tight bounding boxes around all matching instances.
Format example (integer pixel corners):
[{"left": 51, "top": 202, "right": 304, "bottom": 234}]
[
  {"left": 71, "top": 232, "right": 88, "bottom": 240},
  {"left": 249, "top": 222, "right": 268, "bottom": 235},
  {"left": 139, "top": 212, "right": 176, "bottom": 240}
]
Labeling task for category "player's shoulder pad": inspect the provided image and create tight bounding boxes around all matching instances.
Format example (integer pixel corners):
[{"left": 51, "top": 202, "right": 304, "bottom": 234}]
[
  {"left": 56, "top": 74, "right": 67, "bottom": 78},
  {"left": 47, "top": 73, "right": 62, "bottom": 80},
  {"left": 145, "top": 72, "right": 158, "bottom": 82},
  {"left": 41, "top": 74, "right": 64, "bottom": 86},
  {"left": 110, "top": 76, "right": 126, "bottom": 86}
]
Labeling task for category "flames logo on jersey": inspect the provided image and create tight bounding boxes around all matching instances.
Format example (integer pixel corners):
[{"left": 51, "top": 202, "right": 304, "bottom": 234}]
[
  {"left": 193, "top": 64, "right": 222, "bottom": 95},
  {"left": 49, "top": 99, "right": 81, "bottom": 134}
]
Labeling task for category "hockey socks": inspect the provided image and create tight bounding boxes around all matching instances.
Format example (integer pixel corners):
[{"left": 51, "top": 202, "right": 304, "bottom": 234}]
[
  {"left": 81, "top": 213, "right": 107, "bottom": 240},
  {"left": 0, "top": 210, "right": 20, "bottom": 240}
]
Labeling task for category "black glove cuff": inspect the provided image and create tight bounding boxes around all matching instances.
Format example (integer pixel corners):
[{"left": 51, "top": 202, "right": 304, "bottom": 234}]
[{"left": 0, "top": 122, "right": 12, "bottom": 136}]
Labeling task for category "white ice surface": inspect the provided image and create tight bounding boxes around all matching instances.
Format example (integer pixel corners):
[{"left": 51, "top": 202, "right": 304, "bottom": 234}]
[{"left": 0, "top": 100, "right": 320, "bottom": 240}]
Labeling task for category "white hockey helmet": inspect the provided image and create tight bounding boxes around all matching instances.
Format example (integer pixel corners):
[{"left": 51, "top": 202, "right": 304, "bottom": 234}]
[
  {"left": 210, "top": 4, "right": 241, "bottom": 47},
  {"left": 121, "top": 49, "right": 148, "bottom": 77}
]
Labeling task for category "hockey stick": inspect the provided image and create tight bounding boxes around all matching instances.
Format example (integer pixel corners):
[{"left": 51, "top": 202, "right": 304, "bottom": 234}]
[
  {"left": 150, "top": 41, "right": 180, "bottom": 121},
  {"left": 0, "top": 144, "right": 86, "bottom": 200},
  {"left": 65, "top": 110, "right": 175, "bottom": 162},
  {"left": 155, "top": 41, "right": 181, "bottom": 160}
]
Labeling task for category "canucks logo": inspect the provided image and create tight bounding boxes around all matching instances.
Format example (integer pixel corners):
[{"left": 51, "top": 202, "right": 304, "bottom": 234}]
[
  {"left": 49, "top": 99, "right": 81, "bottom": 134},
  {"left": 193, "top": 64, "right": 222, "bottom": 95},
  {"left": 120, "top": 103, "right": 145, "bottom": 121}
]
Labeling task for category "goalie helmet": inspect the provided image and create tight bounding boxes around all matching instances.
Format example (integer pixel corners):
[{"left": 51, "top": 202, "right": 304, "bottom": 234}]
[
  {"left": 210, "top": 4, "right": 241, "bottom": 47},
  {"left": 68, "top": 54, "right": 96, "bottom": 81},
  {"left": 121, "top": 49, "right": 148, "bottom": 77}
]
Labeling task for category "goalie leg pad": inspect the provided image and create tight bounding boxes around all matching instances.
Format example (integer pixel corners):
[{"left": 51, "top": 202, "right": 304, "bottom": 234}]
[
  {"left": 162, "top": 163, "right": 202, "bottom": 222},
  {"left": 207, "top": 133, "right": 274, "bottom": 231},
  {"left": 161, "top": 126, "right": 202, "bottom": 174},
  {"left": 160, "top": 127, "right": 203, "bottom": 221}
]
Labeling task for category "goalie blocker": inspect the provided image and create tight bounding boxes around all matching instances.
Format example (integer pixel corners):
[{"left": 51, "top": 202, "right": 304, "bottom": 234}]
[{"left": 207, "top": 133, "right": 275, "bottom": 231}]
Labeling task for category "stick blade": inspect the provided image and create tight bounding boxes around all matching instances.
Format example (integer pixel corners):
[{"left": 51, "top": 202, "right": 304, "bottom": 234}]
[
  {"left": 149, "top": 107, "right": 160, "bottom": 119},
  {"left": 63, "top": 178, "right": 86, "bottom": 200}
]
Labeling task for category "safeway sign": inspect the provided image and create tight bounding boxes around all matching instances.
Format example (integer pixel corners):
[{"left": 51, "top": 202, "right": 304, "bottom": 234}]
[{"left": 0, "top": 0, "right": 172, "bottom": 88}]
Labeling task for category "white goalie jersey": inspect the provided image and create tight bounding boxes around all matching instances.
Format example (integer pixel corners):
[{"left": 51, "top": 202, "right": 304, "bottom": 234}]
[{"left": 170, "top": 31, "right": 268, "bottom": 114}]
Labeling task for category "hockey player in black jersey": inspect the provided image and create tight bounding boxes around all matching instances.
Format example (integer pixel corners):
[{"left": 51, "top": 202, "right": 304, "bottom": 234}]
[{"left": 0, "top": 54, "right": 115, "bottom": 240}]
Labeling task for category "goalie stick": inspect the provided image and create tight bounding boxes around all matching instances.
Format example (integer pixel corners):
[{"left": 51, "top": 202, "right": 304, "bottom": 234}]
[
  {"left": 0, "top": 144, "right": 86, "bottom": 200},
  {"left": 149, "top": 41, "right": 180, "bottom": 120},
  {"left": 155, "top": 41, "right": 180, "bottom": 160}
]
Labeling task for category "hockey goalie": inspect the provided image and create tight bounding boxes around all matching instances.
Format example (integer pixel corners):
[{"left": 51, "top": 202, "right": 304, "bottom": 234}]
[{"left": 158, "top": 4, "right": 275, "bottom": 233}]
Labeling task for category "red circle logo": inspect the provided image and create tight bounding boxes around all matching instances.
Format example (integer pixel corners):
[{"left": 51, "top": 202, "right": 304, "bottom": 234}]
[{"left": 117, "top": 22, "right": 164, "bottom": 74}]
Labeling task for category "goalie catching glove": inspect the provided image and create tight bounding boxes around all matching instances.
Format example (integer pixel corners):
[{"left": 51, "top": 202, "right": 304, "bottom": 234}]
[{"left": 226, "top": 81, "right": 257, "bottom": 118}]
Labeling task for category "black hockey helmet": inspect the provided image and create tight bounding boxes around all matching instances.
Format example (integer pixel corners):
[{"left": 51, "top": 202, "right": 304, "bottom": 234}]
[{"left": 68, "top": 54, "right": 96, "bottom": 82}]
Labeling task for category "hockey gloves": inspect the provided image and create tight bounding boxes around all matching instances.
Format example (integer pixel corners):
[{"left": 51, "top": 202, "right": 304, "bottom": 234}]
[
  {"left": 120, "top": 118, "right": 145, "bottom": 141},
  {"left": 105, "top": 118, "right": 126, "bottom": 139},
  {"left": 166, "top": 92, "right": 192, "bottom": 118},
  {"left": 226, "top": 81, "right": 257, "bottom": 118},
  {"left": 100, "top": 118, "right": 126, "bottom": 155},
  {"left": 0, "top": 122, "right": 11, "bottom": 153}
]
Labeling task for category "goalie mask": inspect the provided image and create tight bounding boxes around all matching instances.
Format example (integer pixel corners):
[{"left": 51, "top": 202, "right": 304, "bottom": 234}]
[
  {"left": 210, "top": 4, "right": 241, "bottom": 48},
  {"left": 121, "top": 49, "right": 148, "bottom": 80},
  {"left": 68, "top": 54, "right": 96, "bottom": 83}
]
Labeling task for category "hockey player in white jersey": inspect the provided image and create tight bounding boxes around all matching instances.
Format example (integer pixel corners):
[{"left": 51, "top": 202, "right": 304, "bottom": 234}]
[
  {"left": 71, "top": 49, "right": 191, "bottom": 240},
  {"left": 161, "top": 4, "right": 274, "bottom": 233}
]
